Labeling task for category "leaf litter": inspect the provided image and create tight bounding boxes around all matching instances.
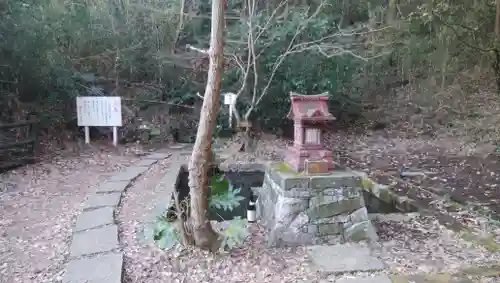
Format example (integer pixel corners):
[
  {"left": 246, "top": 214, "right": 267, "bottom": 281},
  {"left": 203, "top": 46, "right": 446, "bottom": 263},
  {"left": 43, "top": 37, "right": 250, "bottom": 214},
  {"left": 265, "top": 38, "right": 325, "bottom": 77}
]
[
  {"left": 1, "top": 132, "right": 500, "bottom": 282},
  {"left": 0, "top": 144, "right": 138, "bottom": 283},
  {"left": 119, "top": 134, "right": 500, "bottom": 282}
]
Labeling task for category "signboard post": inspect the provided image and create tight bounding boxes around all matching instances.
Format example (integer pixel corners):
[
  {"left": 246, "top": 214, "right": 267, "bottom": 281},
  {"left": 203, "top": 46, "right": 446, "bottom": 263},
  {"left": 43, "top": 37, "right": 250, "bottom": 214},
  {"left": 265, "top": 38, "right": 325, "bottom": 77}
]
[
  {"left": 76, "top": 96, "right": 122, "bottom": 146},
  {"left": 223, "top": 93, "right": 237, "bottom": 128}
]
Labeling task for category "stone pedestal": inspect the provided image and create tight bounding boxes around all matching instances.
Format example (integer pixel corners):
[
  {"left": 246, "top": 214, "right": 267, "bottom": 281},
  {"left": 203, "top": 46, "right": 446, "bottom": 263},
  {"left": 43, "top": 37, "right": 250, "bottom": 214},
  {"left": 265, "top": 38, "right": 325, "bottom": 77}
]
[
  {"left": 284, "top": 145, "right": 334, "bottom": 173},
  {"left": 254, "top": 163, "right": 377, "bottom": 247}
]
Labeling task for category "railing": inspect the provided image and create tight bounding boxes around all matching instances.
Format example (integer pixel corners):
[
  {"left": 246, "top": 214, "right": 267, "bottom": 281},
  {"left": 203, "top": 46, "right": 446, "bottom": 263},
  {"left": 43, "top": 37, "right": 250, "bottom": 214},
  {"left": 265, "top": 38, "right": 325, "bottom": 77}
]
[{"left": 0, "top": 120, "right": 38, "bottom": 171}]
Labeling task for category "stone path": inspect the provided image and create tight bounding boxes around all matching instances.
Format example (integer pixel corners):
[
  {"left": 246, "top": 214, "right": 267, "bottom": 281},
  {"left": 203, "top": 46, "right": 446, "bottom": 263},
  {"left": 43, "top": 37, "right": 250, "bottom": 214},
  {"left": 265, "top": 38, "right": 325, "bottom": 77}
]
[
  {"left": 59, "top": 145, "right": 499, "bottom": 283},
  {"left": 63, "top": 152, "right": 171, "bottom": 283},
  {"left": 307, "top": 244, "right": 386, "bottom": 275},
  {"left": 307, "top": 243, "right": 392, "bottom": 282},
  {"left": 306, "top": 243, "right": 500, "bottom": 282}
]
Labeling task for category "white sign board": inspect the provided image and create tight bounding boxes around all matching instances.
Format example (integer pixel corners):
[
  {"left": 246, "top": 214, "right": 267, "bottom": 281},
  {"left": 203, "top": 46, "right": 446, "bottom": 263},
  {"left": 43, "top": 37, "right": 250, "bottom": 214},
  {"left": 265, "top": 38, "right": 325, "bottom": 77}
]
[
  {"left": 77, "top": 96, "right": 122, "bottom": 126},
  {"left": 222, "top": 93, "right": 237, "bottom": 127},
  {"left": 223, "top": 93, "right": 236, "bottom": 105},
  {"left": 76, "top": 96, "right": 122, "bottom": 146}
]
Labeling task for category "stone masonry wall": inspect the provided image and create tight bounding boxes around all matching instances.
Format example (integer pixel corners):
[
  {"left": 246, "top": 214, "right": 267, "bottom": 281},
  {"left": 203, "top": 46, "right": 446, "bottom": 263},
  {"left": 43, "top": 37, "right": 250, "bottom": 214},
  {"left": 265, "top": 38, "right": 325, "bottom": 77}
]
[{"left": 254, "top": 164, "right": 377, "bottom": 247}]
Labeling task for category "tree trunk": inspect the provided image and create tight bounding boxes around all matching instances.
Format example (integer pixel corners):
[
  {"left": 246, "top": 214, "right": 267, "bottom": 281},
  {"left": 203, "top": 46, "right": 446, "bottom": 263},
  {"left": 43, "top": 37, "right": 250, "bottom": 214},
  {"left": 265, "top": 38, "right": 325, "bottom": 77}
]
[
  {"left": 187, "top": 0, "right": 225, "bottom": 251},
  {"left": 496, "top": 0, "right": 500, "bottom": 36}
]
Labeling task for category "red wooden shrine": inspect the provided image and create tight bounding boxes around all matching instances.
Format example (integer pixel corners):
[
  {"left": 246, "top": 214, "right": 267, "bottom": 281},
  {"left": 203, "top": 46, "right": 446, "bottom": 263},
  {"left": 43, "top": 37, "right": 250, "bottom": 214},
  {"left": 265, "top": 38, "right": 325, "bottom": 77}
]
[{"left": 284, "top": 92, "right": 335, "bottom": 173}]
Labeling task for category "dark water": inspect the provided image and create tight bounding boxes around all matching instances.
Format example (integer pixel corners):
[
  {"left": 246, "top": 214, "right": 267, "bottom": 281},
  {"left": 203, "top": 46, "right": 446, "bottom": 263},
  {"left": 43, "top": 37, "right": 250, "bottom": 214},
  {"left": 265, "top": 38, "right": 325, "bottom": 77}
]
[{"left": 173, "top": 168, "right": 264, "bottom": 221}]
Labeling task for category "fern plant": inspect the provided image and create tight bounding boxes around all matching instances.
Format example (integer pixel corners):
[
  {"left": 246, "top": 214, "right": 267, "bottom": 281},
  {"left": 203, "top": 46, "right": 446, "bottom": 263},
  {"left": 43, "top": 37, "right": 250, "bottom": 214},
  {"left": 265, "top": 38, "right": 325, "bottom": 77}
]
[
  {"left": 209, "top": 185, "right": 245, "bottom": 211},
  {"left": 150, "top": 172, "right": 249, "bottom": 251},
  {"left": 220, "top": 216, "right": 249, "bottom": 250},
  {"left": 152, "top": 214, "right": 179, "bottom": 249}
]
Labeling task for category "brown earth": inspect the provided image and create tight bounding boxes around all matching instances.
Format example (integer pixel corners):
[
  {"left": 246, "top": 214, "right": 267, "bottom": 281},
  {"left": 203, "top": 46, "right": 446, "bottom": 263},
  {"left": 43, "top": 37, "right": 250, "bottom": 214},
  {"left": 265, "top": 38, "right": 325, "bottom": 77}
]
[{"left": 322, "top": 130, "right": 500, "bottom": 223}]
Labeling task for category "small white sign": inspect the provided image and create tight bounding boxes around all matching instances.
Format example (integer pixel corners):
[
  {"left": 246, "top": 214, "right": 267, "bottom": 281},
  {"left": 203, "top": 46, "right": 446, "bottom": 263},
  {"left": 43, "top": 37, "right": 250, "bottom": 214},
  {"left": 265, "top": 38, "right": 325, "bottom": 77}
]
[
  {"left": 76, "top": 96, "right": 122, "bottom": 146},
  {"left": 223, "top": 93, "right": 236, "bottom": 105}
]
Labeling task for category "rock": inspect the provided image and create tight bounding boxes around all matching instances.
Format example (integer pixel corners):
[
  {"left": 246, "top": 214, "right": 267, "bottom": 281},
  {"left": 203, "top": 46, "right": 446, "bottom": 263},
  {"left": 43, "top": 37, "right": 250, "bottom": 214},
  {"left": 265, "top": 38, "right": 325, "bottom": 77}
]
[
  {"left": 63, "top": 253, "right": 123, "bottom": 283},
  {"left": 336, "top": 275, "right": 392, "bottom": 283},
  {"left": 107, "top": 166, "right": 148, "bottom": 182},
  {"left": 318, "top": 223, "right": 343, "bottom": 236},
  {"left": 74, "top": 207, "right": 114, "bottom": 232},
  {"left": 95, "top": 181, "right": 130, "bottom": 194},
  {"left": 307, "top": 244, "right": 386, "bottom": 274},
  {"left": 344, "top": 220, "right": 378, "bottom": 242},
  {"left": 70, "top": 225, "right": 119, "bottom": 257},
  {"left": 274, "top": 195, "right": 309, "bottom": 228},
  {"left": 307, "top": 198, "right": 365, "bottom": 219},
  {"left": 349, "top": 207, "right": 369, "bottom": 223},
  {"left": 82, "top": 193, "right": 121, "bottom": 211},
  {"left": 143, "top": 153, "right": 172, "bottom": 160},
  {"left": 133, "top": 158, "right": 158, "bottom": 167},
  {"left": 255, "top": 163, "right": 378, "bottom": 247}
]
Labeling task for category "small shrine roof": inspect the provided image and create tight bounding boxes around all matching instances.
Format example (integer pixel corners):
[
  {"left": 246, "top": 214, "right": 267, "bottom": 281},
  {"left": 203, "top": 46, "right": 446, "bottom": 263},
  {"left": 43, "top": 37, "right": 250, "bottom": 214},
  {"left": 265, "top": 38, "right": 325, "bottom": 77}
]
[{"left": 286, "top": 92, "right": 336, "bottom": 121}]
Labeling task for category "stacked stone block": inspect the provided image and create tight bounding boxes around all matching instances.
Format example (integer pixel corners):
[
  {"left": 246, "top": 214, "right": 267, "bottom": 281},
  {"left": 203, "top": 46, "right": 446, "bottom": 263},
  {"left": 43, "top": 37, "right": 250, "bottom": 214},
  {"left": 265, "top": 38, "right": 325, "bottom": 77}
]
[{"left": 254, "top": 163, "right": 377, "bottom": 247}]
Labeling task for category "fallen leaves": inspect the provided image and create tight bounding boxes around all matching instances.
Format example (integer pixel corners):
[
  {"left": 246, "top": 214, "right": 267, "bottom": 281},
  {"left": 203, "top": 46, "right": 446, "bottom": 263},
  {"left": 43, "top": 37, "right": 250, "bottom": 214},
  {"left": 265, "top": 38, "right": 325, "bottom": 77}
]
[{"left": 0, "top": 145, "right": 138, "bottom": 283}]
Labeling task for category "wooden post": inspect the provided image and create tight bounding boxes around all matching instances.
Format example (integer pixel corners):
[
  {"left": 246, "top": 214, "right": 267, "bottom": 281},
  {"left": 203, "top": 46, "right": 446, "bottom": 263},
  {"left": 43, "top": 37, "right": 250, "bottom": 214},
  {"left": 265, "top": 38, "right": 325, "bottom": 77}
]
[
  {"left": 84, "top": 126, "right": 90, "bottom": 144},
  {"left": 112, "top": 126, "right": 118, "bottom": 146}
]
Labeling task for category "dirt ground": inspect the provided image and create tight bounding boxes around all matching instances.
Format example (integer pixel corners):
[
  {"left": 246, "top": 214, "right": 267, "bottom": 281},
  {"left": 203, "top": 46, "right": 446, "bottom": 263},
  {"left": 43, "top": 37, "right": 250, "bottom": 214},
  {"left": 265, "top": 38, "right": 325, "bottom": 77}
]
[
  {"left": 118, "top": 136, "right": 500, "bottom": 282},
  {"left": 0, "top": 144, "right": 139, "bottom": 283},
  {"left": 1, "top": 130, "right": 500, "bottom": 282},
  {"left": 323, "top": 131, "right": 500, "bottom": 223}
]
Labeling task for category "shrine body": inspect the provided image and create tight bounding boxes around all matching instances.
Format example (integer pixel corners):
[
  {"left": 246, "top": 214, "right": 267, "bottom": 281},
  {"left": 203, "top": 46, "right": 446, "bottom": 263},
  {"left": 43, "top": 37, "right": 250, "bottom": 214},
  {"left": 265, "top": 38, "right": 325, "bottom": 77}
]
[{"left": 284, "top": 92, "right": 336, "bottom": 174}]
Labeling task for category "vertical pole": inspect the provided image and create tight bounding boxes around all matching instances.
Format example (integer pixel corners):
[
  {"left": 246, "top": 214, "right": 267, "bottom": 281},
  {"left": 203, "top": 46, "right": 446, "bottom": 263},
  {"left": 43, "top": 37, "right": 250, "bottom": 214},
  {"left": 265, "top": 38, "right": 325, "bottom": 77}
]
[
  {"left": 112, "top": 126, "right": 118, "bottom": 147},
  {"left": 84, "top": 126, "right": 90, "bottom": 144},
  {"left": 229, "top": 104, "right": 233, "bottom": 128}
]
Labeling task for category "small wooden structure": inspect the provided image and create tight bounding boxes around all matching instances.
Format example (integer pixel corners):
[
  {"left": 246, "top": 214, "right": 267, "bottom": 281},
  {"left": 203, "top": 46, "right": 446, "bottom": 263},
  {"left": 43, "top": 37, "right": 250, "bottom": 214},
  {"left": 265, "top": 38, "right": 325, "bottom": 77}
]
[
  {"left": 0, "top": 119, "right": 37, "bottom": 171},
  {"left": 284, "top": 92, "right": 335, "bottom": 173}
]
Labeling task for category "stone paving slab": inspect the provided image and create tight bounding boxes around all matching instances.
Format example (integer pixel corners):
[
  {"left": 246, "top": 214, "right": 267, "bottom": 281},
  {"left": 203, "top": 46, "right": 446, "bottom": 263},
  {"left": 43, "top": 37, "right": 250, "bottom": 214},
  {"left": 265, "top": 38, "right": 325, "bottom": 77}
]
[
  {"left": 74, "top": 207, "right": 114, "bottom": 232},
  {"left": 70, "top": 225, "right": 119, "bottom": 257},
  {"left": 139, "top": 163, "right": 184, "bottom": 245},
  {"left": 107, "top": 166, "right": 149, "bottom": 182},
  {"left": 64, "top": 151, "right": 175, "bottom": 283},
  {"left": 82, "top": 193, "right": 121, "bottom": 211},
  {"left": 169, "top": 144, "right": 190, "bottom": 149},
  {"left": 63, "top": 252, "right": 123, "bottom": 283},
  {"left": 143, "top": 152, "right": 172, "bottom": 160},
  {"left": 390, "top": 274, "right": 475, "bottom": 283},
  {"left": 307, "top": 244, "right": 386, "bottom": 274},
  {"left": 133, "top": 158, "right": 159, "bottom": 167},
  {"left": 95, "top": 181, "right": 130, "bottom": 194},
  {"left": 336, "top": 275, "right": 392, "bottom": 283}
]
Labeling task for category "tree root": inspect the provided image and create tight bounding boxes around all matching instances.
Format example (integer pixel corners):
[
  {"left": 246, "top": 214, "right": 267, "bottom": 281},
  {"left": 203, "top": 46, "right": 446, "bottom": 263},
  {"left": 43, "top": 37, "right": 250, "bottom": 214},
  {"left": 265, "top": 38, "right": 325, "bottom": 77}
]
[{"left": 171, "top": 191, "right": 222, "bottom": 251}]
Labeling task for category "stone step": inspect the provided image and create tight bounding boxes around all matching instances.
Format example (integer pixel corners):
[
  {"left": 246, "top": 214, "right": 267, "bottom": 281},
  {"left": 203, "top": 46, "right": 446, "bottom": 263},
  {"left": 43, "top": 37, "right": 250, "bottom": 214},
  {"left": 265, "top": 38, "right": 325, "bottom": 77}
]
[
  {"left": 307, "top": 244, "right": 386, "bottom": 274},
  {"left": 389, "top": 274, "right": 476, "bottom": 283},
  {"left": 336, "top": 275, "right": 392, "bottom": 283}
]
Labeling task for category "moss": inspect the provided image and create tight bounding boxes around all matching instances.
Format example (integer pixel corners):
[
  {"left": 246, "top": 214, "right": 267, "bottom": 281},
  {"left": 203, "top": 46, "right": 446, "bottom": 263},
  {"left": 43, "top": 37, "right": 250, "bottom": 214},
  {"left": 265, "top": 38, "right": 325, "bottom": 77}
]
[
  {"left": 458, "top": 263, "right": 500, "bottom": 277},
  {"left": 460, "top": 230, "right": 476, "bottom": 242},
  {"left": 477, "top": 235, "right": 500, "bottom": 252},
  {"left": 271, "top": 162, "right": 302, "bottom": 176},
  {"left": 423, "top": 273, "right": 454, "bottom": 282},
  {"left": 460, "top": 229, "right": 500, "bottom": 252},
  {"left": 360, "top": 177, "right": 375, "bottom": 191},
  {"left": 389, "top": 275, "right": 409, "bottom": 283},
  {"left": 379, "top": 188, "right": 393, "bottom": 203}
]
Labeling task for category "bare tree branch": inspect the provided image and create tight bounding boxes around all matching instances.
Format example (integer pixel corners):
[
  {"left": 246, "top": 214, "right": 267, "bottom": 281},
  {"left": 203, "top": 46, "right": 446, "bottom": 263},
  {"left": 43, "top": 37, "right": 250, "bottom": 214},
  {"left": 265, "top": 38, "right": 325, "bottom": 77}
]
[
  {"left": 173, "top": 0, "right": 186, "bottom": 50},
  {"left": 246, "top": 2, "right": 326, "bottom": 116},
  {"left": 194, "top": 0, "right": 391, "bottom": 124}
]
